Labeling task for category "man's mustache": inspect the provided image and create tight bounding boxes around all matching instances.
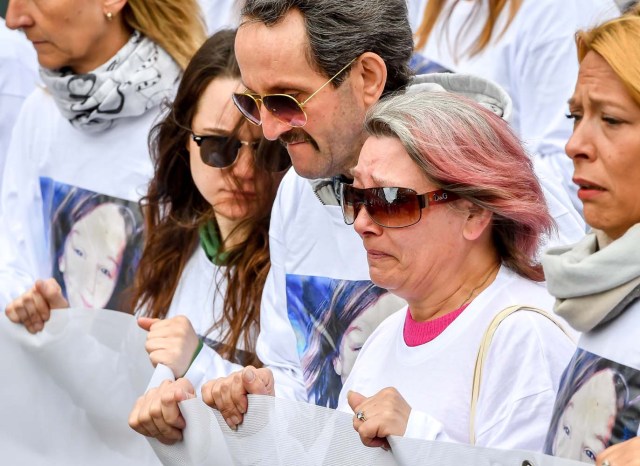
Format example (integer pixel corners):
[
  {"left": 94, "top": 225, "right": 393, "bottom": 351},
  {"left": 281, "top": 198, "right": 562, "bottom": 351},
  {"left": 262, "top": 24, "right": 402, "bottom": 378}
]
[{"left": 279, "top": 129, "right": 319, "bottom": 151}]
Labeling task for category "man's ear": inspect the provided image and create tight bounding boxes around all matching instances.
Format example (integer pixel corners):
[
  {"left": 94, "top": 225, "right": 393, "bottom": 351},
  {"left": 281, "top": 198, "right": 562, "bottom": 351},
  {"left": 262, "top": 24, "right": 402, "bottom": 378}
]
[
  {"left": 462, "top": 203, "right": 493, "bottom": 241},
  {"left": 103, "top": 0, "right": 128, "bottom": 16},
  {"left": 352, "top": 52, "right": 387, "bottom": 109}
]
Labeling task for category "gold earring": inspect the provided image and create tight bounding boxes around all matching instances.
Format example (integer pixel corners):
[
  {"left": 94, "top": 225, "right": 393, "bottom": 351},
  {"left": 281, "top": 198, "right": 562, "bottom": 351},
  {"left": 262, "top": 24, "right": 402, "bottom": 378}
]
[{"left": 105, "top": 11, "right": 113, "bottom": 21}]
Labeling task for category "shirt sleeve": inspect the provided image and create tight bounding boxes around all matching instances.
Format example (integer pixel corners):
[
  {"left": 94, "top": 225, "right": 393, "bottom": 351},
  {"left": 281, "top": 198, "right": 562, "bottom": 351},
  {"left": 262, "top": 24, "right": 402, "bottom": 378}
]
[
  {"left": 0, "top": 94, "right": 49, "bottom": 309},
  {"left": 404, "top": 409, "right": 450, "bottom": 442},
  {"left": 510, "top": 22, "right": 587, "bottom": 225}
]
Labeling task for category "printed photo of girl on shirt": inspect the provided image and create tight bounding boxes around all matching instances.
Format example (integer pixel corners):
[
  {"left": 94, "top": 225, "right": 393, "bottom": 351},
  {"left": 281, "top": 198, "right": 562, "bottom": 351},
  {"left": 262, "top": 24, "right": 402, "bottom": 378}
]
[
  {"left": 41, "top": 177, "right": 143, "bottom": 313},
  {"left": 287, "top": 276, "right": 405, "bottom": 408},
  {"left": 545, "top": 348, "right": 640, "bottom": 462}
]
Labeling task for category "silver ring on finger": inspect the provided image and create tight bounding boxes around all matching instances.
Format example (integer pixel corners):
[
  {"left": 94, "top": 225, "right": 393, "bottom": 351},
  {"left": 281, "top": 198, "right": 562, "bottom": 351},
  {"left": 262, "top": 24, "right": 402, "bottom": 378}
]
[{"left": 355, "top": 410, "right": 366, "bottom": 422}]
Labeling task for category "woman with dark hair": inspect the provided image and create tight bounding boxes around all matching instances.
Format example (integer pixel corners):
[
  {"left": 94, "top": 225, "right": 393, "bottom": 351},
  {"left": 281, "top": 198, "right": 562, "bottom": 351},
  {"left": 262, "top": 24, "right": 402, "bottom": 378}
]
[
  {"left": 127, "top": 30, "right": 290, "bottom": 443},
  {"left": 336, "top": 90, "right": 575, "bottom": 451},
  {"left": 545, "top": 351, "right": 640, "bottom": 462},
  {"left": 131, "top": 28, "right": 289, "bottom": 382}
]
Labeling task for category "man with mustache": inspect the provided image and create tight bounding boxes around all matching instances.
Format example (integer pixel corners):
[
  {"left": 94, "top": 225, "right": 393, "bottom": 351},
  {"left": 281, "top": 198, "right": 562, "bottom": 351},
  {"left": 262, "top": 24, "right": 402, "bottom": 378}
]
[{"left": 129, "top": 0, "right": 585, "bottom": 444}]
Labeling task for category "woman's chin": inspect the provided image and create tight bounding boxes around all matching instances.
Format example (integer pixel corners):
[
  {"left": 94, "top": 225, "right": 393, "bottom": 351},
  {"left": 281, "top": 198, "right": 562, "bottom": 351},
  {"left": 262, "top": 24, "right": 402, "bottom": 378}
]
[
  {"left": 368, "top": 270, "right": 396, "bottom": 293},
  {"left": 215, "top": 203, "right": 257, "bottom": 222}
]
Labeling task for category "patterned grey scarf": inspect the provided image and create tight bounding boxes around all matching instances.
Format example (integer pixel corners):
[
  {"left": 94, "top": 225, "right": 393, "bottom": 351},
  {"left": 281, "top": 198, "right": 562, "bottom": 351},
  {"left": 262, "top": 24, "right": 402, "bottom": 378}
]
[{"left": 40, "top": 31, "right": 180, "bottom": 132}]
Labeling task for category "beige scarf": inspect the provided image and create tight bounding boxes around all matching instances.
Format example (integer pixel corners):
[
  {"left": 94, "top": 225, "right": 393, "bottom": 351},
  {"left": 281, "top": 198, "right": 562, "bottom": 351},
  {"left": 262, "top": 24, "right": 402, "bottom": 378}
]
[{"left": 542, "top": 224, "right": 640, "bottom": 332}]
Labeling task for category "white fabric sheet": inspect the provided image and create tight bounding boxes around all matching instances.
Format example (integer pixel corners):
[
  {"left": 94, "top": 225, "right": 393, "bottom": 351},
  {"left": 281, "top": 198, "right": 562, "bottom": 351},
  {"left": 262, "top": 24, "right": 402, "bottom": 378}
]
[
  {"left": 152, "top": 393, "right": 591, "bottom": 466},
  {"left": 0, "top": 309, "right": 161, "bottom": 465},
  {"left": 0, "top": 308, "right": 593, "bottom": 466}
]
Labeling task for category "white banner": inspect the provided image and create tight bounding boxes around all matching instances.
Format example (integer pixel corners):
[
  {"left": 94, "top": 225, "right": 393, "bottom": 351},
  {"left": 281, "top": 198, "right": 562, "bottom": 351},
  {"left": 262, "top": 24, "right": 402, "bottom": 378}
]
[
  {"left": 0, "top": 309, "right": 161, "bottom": 466},
  {"left": 0, "top": 309, "right": 593, "bottom": 466},
  {"left": 152, "top": 394, "right": 592, "bottom": 466}
]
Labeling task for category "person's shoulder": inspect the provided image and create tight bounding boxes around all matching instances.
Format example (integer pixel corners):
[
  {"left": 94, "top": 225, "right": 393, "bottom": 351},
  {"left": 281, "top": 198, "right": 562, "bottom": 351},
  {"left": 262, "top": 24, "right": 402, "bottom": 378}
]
[
  {"left": 477, "top": 268, "right": 558, "bottom": 325},
  {"left": 484, "top": 275, "right": 572, "bottom": 353},
  {"left": 279, "top": 168, "right": 307, "bottom": 191},
  {"left": 20, "top": 85, "right": 52, "bottom": 105},
  {"left": 379, "top": 304, "right": 408, "bottom": 330},
  {"left": 491, "top": 267, "right": 552, "bottom": 302},
  {"left": 10, "top": 86, "right": 57, "bottom": 128},
  {"left": 494, "top": 304, "right": 565, "bottom": 338},
  {"left": 489, "top": 272, "right": 572, "bottom": 342}
]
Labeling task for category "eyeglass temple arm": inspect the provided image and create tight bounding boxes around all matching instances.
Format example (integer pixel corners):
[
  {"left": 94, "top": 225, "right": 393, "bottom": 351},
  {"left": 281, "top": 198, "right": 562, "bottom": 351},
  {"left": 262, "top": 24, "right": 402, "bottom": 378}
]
[
  {"left": 300, "top": 57, "right": 358, "bottom": 105},
  {"left": 425, "top": 190, "right": 460, "bottom": 206}
]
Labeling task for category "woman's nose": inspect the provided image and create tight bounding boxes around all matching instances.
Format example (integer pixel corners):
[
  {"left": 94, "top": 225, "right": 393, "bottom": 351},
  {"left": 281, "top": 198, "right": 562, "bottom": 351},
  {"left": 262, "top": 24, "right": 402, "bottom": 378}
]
[
  {"left": 565, "top": 120, "right": 595, "bottom": 162},
  {"left": 5, "top": 0, "right": 35, "bottom": 30},
  {"left": 352, "top": 204, "right": 383, "bottom": 238}
]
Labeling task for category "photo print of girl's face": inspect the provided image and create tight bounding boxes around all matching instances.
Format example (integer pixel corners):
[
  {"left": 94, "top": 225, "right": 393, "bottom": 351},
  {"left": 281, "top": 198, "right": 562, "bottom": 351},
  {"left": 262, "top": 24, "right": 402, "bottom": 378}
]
[
  {"left": 58, "top": 202, "right": 129, "bottom": 309},
  {"left": 40, "top": 178, "right": 143, "bottom": 312},
  {"left": 553, "top": 368, "right": 619, "bottom": 462},
  {"left": 333, "top": 292, "right": 405, "bottom": 383},
  {"left": 545, "top": 349, "right": 640, "bottom": 462},
  {"left": 287, "top": 276, "right": 405, "bottom": 408}
]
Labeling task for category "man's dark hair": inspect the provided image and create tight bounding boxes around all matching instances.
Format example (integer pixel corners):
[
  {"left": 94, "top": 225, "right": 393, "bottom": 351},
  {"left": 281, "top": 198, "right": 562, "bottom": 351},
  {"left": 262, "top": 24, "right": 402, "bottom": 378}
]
[{"left": 241, "top": 0, "right": 414, "bottom": 96}]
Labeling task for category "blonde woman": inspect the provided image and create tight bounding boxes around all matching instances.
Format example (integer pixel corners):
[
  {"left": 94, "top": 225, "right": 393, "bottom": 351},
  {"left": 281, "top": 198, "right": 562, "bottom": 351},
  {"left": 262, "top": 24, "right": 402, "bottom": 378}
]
[
  {"left": 543, "top": 8, "right": 640, "bottom": 465},
  {"left": 2, "top": 0, "right": 205, "bottom": 324}
]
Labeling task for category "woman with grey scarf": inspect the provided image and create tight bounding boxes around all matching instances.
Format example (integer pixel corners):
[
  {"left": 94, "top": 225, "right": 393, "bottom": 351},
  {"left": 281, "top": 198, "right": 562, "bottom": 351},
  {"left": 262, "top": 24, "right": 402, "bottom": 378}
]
[
  {"left": 542, "top": 7, "right": 640, "bottom": 466},
  {"left": 2, "top": 0, "right": 206, "bottom": 325}
]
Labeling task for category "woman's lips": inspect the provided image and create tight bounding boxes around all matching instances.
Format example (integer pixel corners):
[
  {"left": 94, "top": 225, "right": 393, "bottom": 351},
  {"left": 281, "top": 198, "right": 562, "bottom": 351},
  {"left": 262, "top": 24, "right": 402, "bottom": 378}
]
[
  {"left": 81, "top": 295, "right": 93, "bottom": 308},
  {"left": 573, "top": 177, "right": 606, "bottom": 201},
  {"left": 366, "top": 248, "right": 391, "bottom": 260},
  {"left": 28, "top": 37, "right": 48, "bottom": 46}
]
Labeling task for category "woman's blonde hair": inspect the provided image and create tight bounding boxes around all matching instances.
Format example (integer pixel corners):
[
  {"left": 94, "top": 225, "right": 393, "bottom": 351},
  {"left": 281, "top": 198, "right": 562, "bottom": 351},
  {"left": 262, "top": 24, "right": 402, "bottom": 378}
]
[
  {"left": 415, "top": 0, "right": 522, "bottom": 58},
  {"left": 575, "top": 5, "right": 640, "bottom": 106},
  {"left": 124, "top": 0, "right": 207, "bottom": 69}
]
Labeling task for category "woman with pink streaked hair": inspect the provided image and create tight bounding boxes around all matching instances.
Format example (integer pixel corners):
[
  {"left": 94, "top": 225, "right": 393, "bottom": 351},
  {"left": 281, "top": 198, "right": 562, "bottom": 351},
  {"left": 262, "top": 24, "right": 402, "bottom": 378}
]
[{"left": 336, "top": 90, "right": 576, "bottom": 452}]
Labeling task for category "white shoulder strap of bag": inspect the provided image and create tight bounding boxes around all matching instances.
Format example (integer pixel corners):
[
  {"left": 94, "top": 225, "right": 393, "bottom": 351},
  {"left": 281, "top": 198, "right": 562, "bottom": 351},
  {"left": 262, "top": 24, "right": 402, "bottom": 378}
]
[{"left": 469, "top": 305, "right": 575, "bottom": 445}]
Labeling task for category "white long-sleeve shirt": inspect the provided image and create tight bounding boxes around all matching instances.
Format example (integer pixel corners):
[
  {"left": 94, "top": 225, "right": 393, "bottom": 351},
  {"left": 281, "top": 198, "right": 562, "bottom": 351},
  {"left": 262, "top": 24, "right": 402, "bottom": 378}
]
[{"left": 0, "top": 20, "right": 38, "bottom": 193}]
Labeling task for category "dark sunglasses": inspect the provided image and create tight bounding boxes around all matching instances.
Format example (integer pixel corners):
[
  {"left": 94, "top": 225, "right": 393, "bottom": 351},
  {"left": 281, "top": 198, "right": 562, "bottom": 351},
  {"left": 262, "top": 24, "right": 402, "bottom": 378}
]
[
  {"left": 192, "top": 134, "right": 291, "bottom": 172},
  {"left": 340, "top": 184, "right": 460, "bottom": 228},
  {"left": 232, "top": 58, "right": 356, "bottom": 128}
]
